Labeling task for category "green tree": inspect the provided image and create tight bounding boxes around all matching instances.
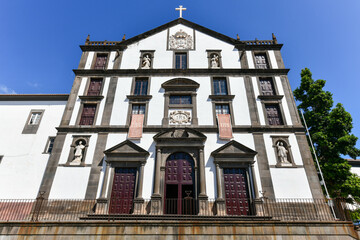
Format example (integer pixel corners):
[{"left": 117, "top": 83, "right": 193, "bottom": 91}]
[{"left": 293, "top": 68, "right": 360, "bottom": 198}]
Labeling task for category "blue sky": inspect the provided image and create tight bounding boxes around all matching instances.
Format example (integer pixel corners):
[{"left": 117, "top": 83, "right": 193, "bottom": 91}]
[{"left": 0, "top": 0, "right": 359, "bottom": 150}]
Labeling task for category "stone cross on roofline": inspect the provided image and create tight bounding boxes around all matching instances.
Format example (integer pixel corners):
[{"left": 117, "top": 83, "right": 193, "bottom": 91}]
[{"left": 175, "top": 5, "right": 187, "bottom": 18}]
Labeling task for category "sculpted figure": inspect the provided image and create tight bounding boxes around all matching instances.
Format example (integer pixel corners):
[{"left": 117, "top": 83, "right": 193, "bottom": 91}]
[
  {"left": 141, "top": 55, "right": 151, "bottom": 69},
  {"left": 276, "top": 141, "right": 290, "bottom": 164},
  {"left": 211, "top": 54, "right": 219, "bottom": 68},
  {"left": 72, "top": 141, "right": 85, "bottom": 164}
]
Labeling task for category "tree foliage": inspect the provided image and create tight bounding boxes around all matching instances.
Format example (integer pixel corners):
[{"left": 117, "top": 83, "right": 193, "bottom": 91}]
[{"left": 293, "top": 68, "right": 360, "bottom": 198}]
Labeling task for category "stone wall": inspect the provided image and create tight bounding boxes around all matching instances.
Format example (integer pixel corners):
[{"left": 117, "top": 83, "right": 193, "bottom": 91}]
[{"left": 0, "top": 221, "right": 358, "bottom": 239}]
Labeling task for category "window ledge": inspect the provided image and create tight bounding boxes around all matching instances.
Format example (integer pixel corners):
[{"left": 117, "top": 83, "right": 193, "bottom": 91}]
[
  {"left": 257, "top": 95, "right": 283, "bottom": 101},
  {"left": 79, "top": 95, "right": 104, "bottom": 102},
  {"left": 208, "top": 95, "right": 235, "bottom": 100},
  {"left": 127, "top": 95, "right": 152, "bottom": 101}
]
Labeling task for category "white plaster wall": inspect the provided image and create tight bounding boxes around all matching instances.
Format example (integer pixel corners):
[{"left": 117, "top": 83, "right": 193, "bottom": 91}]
[
  {"left": 268, "top": 50, "right": 278, "bottom": 69},
  {"left": 190, "top": 29, "right": 240, "bottom": 69},
  {"left": 107, "top": 51, "right": 116, "bottom": 69},
  {"left": 274, "top": 76, "right": 293, "bottom": 126},
  {"left": 95, "top": 77, "right": 110, "bottom": 125},
  {"left": 246, "top": 51, "right": 254, "bottom": 69},
  {"left": 263, "top": 133, "right": 303, "bottom": 166},
  {"left": 270, "top": 168, "right": 313, "bottom": 199},
  {"left": 84, "top": 52, "right": 94, "bottom": 70},
  {"left": 49, "top": 167, "right": 91, "bottom": 199},
  {"left": 229, "top": 77, "right": 251, "bottom": 126},
  {"left": 69, "top": 77, "right": 87, "bottom": 125},
  {"left": 121, "top": 30, "right": 172, "bottom": 69},
  {"left": 0, "top": 101, "right": 66, "bottom": 199},
  {"left": 194, "top": 77, "right": 213, "bottom": 125},
  {"left": 350, "top": 167, "right": 360, "bottom": 176},
  {"left": 120, "top": 23, "right": 240, "bottom": 70},
  {"left": 58, "top": 133, "right": 98, "bottom": 165},
  {"left": 251, "top": 77, "right": 266, "bottom": 125},
  {"left": 109, "top": 77, "right": 132, "bottom": 125},
  {"left": 147, "top": 77, "right": 166, "bottom": 125},
  {"left": 263, "top": 133, "right": 313, "bottom": 198},
  {"left": 49, "top": 133, "right": 98, "bottom": 198}
]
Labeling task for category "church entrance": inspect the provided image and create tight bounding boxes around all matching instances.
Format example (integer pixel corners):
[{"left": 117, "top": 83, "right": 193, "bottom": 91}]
[
  {"left": 109, "top": 168, "right": 136, "bottom": 214},
  {"left": 164, "top": 152, "right": 195, "bottom": 215},
  {"left": 224, "top": 168, "right": 250, "bottom": 215}
]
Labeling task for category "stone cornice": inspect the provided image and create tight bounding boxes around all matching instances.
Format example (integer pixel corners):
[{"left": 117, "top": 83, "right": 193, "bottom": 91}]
[
  {"left": 0, "top": 94, "right": 69, "bottom": 101},
  {"left": 56, "top": 125, "right": 305, "bottom": 133},
  {"left": 73, "top": 69, "right": 290, "bottom": 77}
]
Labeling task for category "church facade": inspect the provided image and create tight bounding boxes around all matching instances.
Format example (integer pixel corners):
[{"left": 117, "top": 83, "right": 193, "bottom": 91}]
[{"left": 0, "top": 18, "right": 357, "bottom": 239}]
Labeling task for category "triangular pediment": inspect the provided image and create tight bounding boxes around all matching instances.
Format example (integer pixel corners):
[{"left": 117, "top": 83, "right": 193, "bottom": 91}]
[
  {"left": 121, "top": 18, "right": 237, "bottom": 47},
  {"left": 104, "top": 140, "right": 149, "bottom": 156},
  {"left": 211, "top": 140, "right": 257, "bottom": 158},
  {"left": 153, "top": 128, "right": 206, "bottom": 141}
]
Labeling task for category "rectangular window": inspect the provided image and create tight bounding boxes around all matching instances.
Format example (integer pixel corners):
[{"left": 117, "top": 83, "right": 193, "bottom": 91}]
[
  {"left": 94, "top": 54, "right": 108, "bottom": 69},
  {"left": 87, "top": 78, "right": 103, "bottom": 96},
  {"left": 215, "top": 104, "right": 230, "bottom": 115},
  {"left": 46, "top": 137, "right": 55, "bottom": 153},
  {"left": 175, "top": 53, "right": 187, "bottom": 69},
  {"left": 259, "top": 77, "right": 275, "bottom": 95},
  {"left": 169, "top": 95, "right": 192, "bottom": 104},
  {"left": 29, "top": 112, "right": 42, "bottom": 125},
  {"left": 79, "top": 104, "right": 97, "bottom": 125},
  {"left": 132, "top": 104, "right": 146, "bottom": 115},
  {"left": 213, "top": 78, "right": 228, "bottom": 95},
  {"left": 134, "top": 79, "right": 148, "bottom": 95},
  {"left": 265, "top": 104, "right": 283, "bottom": 125},
  {"left": 254, "top": 53, "right": 269, "bottom": 69}
]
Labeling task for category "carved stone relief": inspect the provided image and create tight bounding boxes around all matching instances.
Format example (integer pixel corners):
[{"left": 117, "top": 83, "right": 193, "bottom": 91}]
[
  {"left": 169, "top": 29, "right": 193, "bottom": 50},
  {"left": 169, "top": 110, "right": 191, "bottom": 125}
]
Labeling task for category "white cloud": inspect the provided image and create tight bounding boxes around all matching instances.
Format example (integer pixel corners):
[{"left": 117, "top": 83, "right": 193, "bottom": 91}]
[
  {"left": 0, "top": 85, "right": 16, "bottom": 94},
  {"left": 27, "top": 82, "right": 39, "bottom": 88}
]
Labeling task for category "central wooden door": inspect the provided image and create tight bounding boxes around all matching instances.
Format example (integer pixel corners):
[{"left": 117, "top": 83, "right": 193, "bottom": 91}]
[
  {"left": 109, "top": 168, "right": 136, "bottom": 214},
  {"left": 165, "top": 153, "right": 195, "bottom": 214},
  {"left": 224, "top": 168, "right": 250, "bottom": 216}
]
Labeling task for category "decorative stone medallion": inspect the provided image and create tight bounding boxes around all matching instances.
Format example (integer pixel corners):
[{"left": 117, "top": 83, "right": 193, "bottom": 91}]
[
  {"left": 169, "top": 110, "right": 191, "bottom": 124},
  {"left": 169, "top": 29, "right": 193, "bottom": 50}
]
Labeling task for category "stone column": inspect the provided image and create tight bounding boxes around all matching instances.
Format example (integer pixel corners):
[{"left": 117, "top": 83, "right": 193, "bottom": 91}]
[
  {"left": 151, "top": 148, "right": 162, "bottom": 214},
  {"left": 191, "top": 93, "right": 198, "bottom": 126},
  {"left": 96, "top": 162, "right": 110, "bottom": 214},
  {"left": 134, "top": 163, "right": 146, "bottom": 214},
  {"left": 137, "top": 163, "right": 145, "bottom": 199},
  {"left": 250, "top": 164, "right": 259, "bottom": 199},
  {"left": 215, "top": 163, "right": 226, "bottom": 216},
  {"left": 199, "top": 148, "right": 207, "bottom": 197},
  {"left": 198, "top": 148, "right": 208, "bottom": 215},
  {"left": 153, "top": 148, "right": 161, "bottom": 196}
]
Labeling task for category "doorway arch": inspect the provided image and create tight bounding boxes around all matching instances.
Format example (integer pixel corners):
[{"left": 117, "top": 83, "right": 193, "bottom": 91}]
[{"left": 164, "top": 152, "right": 196, "bottom": 215}]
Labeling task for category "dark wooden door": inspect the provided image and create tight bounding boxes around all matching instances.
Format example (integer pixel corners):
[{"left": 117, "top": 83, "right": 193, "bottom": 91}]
[
  {"left": 87, "top": 79, "right": 102, "bottom": 96},
  {"left": 165, "top": 153, "right": 194, "bottom": 214},
  {"left": 109, "top": 168, "right": 136, "bottom": 214},
  {"left": 79, "top": 104, "right": 96, "bottom": 125},
  {"left": 94, "top": 54, "right": 107, "bottom": 69},
  {"left": 224, "top": 168, "right": 250, "bottom": 216},
  {"left": 265, "top": 105, "right": 283, "bottom": 125},
  {"left": 259, "top": 78, "right": 275, "bottom": 95}
]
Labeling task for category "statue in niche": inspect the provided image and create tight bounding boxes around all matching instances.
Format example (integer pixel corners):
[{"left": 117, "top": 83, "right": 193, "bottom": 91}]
[
  {"left": 210, "top": 54, "right": 220, "bottom": 68},
  {"left": 71, "top": 141, "right": 85, "bottom": 165},
  {"left": 276, "top": 141, "right": 291, "bottom": 165},
  {"left": 141, "top": 55, "right": 151, "bottom": 69}
]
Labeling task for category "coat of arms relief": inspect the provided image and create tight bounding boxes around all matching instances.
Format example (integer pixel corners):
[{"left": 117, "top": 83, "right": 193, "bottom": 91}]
[{"left": 169, "top": 29, "right": 193, "bottom": 50}]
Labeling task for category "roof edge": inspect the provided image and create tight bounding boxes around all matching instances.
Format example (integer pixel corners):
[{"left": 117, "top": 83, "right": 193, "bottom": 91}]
[{"left": 0, "top": 94, "right": 69, "bottom": 101}]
